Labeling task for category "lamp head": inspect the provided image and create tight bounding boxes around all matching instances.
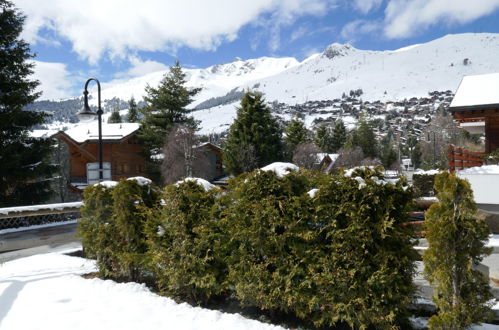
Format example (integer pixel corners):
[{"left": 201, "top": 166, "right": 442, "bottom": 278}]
[{"left": 77, "top": 89, "right": 97, "bottom": 122}]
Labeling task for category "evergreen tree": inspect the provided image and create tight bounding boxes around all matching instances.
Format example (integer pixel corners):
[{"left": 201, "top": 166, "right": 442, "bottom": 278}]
[
  {"left": 381, "top": 143, "right": 398, "bottom": 169},
  {"left": 314, "top": 124, "right": 333, "bottom": 153},
  {"left": 127, "top": 96, "right": 139, "bottom": 122},
  {"left": 107, "top": 108, "right": 122, "bottom": 123},
  {"left": 284, "top": 118, "right": 308, "bottom": 156},
  {"left": 331, "top": 119, "right": 347, "bottom": 152},
  {"left": 351, "top": 118, "right": 378, "bottom": 158},
  {"left": 424, "top": 172, "right": 492, "bottom": 329},
  {"left": 223, "top": 91, "right": 284, "bottom": 175},
  {"left": 137, "top": 60, "right": 201, "bottom": 182},
  {"left": 0, "top": 0, "right": 57, "bottom": 206},
  {"left": 411, "top": 143, "right": 423, "bottom": 169}
]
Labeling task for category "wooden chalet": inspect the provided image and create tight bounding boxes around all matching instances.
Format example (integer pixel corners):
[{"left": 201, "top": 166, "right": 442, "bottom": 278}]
[
  {"left": 55, "top": 122, "right": 147, "bottom": 191},
  {"left": 448, "top": 72, "right": 499, "bottom": 170},
  {"left": 196, "top": 142, "right": 224, "bottom": 181}
]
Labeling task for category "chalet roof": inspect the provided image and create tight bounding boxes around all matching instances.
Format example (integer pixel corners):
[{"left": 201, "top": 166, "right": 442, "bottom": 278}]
[
  {"left": 61, "top": 122, "right": 140, "bottom": 143},
  {"left": 450, "top": 72, "right": 499, "bottom": 112}
]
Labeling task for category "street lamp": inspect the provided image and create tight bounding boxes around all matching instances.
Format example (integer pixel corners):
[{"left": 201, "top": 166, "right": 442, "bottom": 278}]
[
  {"left": 77, "top": 78, "right": 104, "bottom": 182},
  {"left": 428, "top": 131, "right": 437, "bottom": 168}
]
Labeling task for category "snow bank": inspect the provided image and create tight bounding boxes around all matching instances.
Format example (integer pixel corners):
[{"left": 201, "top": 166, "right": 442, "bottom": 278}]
[
  {"left": 260, "top": 162, "right": 298, "bottom": 178},
  {"left": 458, "top": 165, "right": 499, "bottom": 175},
  {"left": 458, "top": 166, "right": 499, "bottom": 204},
  {"left": 176, "top": 177, "right": 216, "bottom": 191},
  {"left": 0, "top": 252, "right": 285, "bottom": 330},
  {"left": 127, "top": 176, "right": 152, "bottom": 186}
]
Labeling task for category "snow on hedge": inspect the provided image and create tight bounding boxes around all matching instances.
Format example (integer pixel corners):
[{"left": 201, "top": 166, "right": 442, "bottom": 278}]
[
  {"left": 0, "top": 252, "right": 285, "bottom": 330},
  {"left": 260, "top": 162, "right": 298, "bottom": 178},
  {"left": 176, "top": 177, "right": 216, "bottom": 191},
  {"left": 96, "top": 180, "right": 118, "bottom": 189},
  {"left": 127, "top": 176, "right": 153, "bottom": 186}
]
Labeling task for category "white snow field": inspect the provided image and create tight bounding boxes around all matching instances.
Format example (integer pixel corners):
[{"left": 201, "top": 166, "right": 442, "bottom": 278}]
[{"left": 0, "top": 251, "right": 284, "bottom": 330}]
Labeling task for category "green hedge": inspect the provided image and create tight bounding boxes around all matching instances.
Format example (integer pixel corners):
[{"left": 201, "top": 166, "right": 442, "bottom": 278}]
[
  {"left": 79, "top": 182, "right": 117, "bottom": 277},
  {"left": 221, "top": 167, "right": 416, "bottom": 329},
  {"left": 79, "top": 169, "right": 417, "bottom": 328},
  {"left": 413, "top": 172, "right": 437, "bottom": 198},
  {"left": 78, "top": 178, "right": 159, "bottom": 281},
  {"left": 146, "top": 179, "right": 227, "bottom": 305}
]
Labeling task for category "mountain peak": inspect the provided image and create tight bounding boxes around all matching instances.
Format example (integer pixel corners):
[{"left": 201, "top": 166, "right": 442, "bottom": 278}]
[{"left": 322, "top": 43, "right": 354, "bottom": 59}]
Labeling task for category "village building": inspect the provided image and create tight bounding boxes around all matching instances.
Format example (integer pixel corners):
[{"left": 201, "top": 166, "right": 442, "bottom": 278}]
[
  {"left": 55, "top": 122, "right": 147, "bottom": 191},
  {"left": 448, "top": 72, "right": 499, "bottom": 170},
  {"left": 54, "top": 123, "right": 226, "bottom": 192},
  {"left": 449, "top": 72, "right": 499, "bottom": 153}
]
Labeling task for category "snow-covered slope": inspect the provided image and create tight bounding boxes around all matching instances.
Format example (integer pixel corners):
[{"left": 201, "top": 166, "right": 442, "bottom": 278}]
[
  {"left": 99, "top": 57, "right": 299, "bottom": 107},
  {"left": 247, "top": 33, "right": 499, "bottom": 104},
  {"left": 90, "top": 33, "right": 499, "bottom": 134},
  {"left": 99, "top": 33, "right": 499, "bottom": 108}
]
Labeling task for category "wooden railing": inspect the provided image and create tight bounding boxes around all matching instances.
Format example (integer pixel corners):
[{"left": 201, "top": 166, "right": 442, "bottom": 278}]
[
  {"left": 447, "top": 145, "right": 485, "bottom": 171},
  {"left": 0, "top": 202, "right": 82, "bottom": 230}
]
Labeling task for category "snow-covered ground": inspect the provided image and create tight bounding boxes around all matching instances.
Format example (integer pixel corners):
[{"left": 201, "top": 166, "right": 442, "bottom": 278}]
[
  {"left": 1, "top": 248, "right": 499, "bottom": 329},
  {"left": 0, "top": 250, "right": 284, "bottom": 330}
]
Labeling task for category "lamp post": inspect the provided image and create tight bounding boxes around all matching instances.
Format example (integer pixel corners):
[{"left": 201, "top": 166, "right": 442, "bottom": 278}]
[
  {"left": 77, "top": 78, "right": 104, "bottom": 182},
  {"left": 428, "top": 131, "right": 437, "bottom": 168}
]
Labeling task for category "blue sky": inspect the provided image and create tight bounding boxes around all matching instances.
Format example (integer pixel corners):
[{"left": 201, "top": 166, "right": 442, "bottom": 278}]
[{"left": 12, "top": 0, "right": 499, "bottom": 100}]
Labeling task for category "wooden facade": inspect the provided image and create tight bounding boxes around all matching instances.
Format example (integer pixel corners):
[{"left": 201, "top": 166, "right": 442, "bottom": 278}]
[
  {"left": 55, "top": 125, "right": 148, "bottom": 190},
  {"left": 451, "top": 108, "right": 499, "bottom": 154}
]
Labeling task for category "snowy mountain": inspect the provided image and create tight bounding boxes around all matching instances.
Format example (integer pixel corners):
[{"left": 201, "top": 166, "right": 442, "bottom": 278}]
[
  {"left": 41, "top": 33, "right": 499, "bottom": 134},
  {"left": 247, "top": 33, "right": 499, "bottom": 104},
  {"left": 98, "top": 33, "right": 499, "bottom": 107},
  {"left": 99, "top": 56, "right": 299, "bottom": 108}
]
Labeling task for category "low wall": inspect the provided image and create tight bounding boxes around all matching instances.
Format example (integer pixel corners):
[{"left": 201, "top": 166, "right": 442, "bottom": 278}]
[{"left": 458, "top": 172, "right": 499, "bottom": 205}]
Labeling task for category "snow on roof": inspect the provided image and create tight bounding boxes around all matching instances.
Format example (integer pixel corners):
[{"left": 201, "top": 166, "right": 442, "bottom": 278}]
[
  {"left": 176, "top": 177, "right": 216, "bottom": 191},
  {"left": 458, "top": 165, "right": 499, "bottom": 175},
  {"left": 62, "top": 122, "right": 140, "bottom": 143},
  {"left": 450, "top": 72, "right": 499, "bottom": 109},
  {"left": 30, "top": 129, "right": 59, "bottom": 139},
  {"left": 260, "top": 162, "right": 299, "bottom": 178}
]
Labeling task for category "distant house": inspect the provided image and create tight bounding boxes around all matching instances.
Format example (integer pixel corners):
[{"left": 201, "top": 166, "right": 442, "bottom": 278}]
[
  {"left": 195, "top": 142, "right": 224, "bottom": 182},
  {"left": 55, "top": 122, "right": 147, "bottom": 191},
  {"left": 317, "top": 153, "right": 339, "bottom": 173},
  {"left": 449, "top": 72, "right": 499, "bottom": 153}
]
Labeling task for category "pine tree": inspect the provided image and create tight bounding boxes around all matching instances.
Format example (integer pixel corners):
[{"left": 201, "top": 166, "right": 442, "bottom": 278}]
[
  {"left": 351, "top": 118, "right": 378, "bottom": 158},
  {"left": 223, "top": 91, "right": 284, "bottom": 175},
  {"left": 127, "top": 96, "right": 139, "bottom": 122},
  {"left": 331, "top": 119, "right": 347, "bottom": 152},
  {"left": 423, "top": 172, "right": 492, "bottom": 329},
  {"left": 108, "top": 108, "right": 122, "bottom": 123},
  {"left": 284, "top": 118, "right": 308, "bottom": 156},
  {"left": 411, "top": 143, "right": 423, "bottom": 169},
  {"left": 0, "top": 0, "right": 57, "bottom": 206},
  {"left": 137, "top": 60, "right": 201, "bottom": 182},
  {"left": 381, "top": 143, "right": 397, "bottom": 169},
  {"left": 314, "top": 124, "right": 333, "bottom": 153}
]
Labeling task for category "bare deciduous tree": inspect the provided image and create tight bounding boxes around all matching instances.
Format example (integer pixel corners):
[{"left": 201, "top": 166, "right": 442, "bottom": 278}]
[
  {"left": 333, "top": 147, "right": 365, "bottom": 168},
  {"left": 292, "top": 143, "right": 321, "bottom": 169},
  {"left": 161, "top": 125, "right": 210, "bottom": 185}
]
